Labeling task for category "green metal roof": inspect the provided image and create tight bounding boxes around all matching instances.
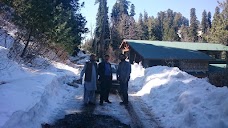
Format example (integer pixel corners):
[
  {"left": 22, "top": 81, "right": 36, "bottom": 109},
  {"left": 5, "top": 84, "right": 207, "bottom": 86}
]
[
  {"left": 127, "top": 41, "right": 212, "bottom": 60},
  {"left": 124, "top": 40, "right": 228, "bottom": 51}
]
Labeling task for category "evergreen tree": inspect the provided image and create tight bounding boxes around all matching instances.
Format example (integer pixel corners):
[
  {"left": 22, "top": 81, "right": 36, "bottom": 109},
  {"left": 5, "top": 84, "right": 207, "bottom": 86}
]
[
  {"left": 179, "top": 25, "right": 190, "bottom": 42},
  {"left": 147, "top": 16, "right": 156, "bottom": 40},
  {"left": 3, "top": 0, "right": 87, "bottom": 56},
  {"left": 207, "top": 11, "right": 212, "bottom": 29},
  {"left": 111, "top": 2, "right": 120, "bottom": 23},
  {"left": 110, "top": 0, "right": 130, "bottom": 53},
  {"left": 136, "top": 13, "right": 145, "bottom": 40},
  {"left": 128, "top": 16, "right": 137, "bottom": 39},
  {"left": 155, "top": 11, "right": 165, "bottom": 40},
  {"left": 118, "top": 0, "right": 129, "bottom": 15},
  {"left": 207, "top": 7, "right": 220, "bottom": 43},
  {"left": 111, "top": 0, "right": 129, "bottom": 22},
  {"left": 189, "top": 8, "right": 199, "bottom": 42},
  {"left": 161, "top": 9, "right": 180, "bottom": 41},
  {"left": 110, "top": 26, "right": 121, "bottom": 49},
  {"left": 151, "top": 19, "right": 162, "bottom": 40},
  {"left": 143, "top": 11, "right": 149, "bottom": 40},
  {"left": 130, "top": 4, "right": 136, "bottom": 17},
  {"left": 163, "top": 9, "right": 173, "bottom": 41},
  {"left": 201, "top": 10, "right": 208, "bottom": 34},
  {"left": 118, "top": 14, "right": 130, "bottom": 39},
  {"left": 208, "top": 2, "right": 228, "bottom": 46},
  {"left": 214, "top": 6, "right": 220, "bottom": 19},
  {"left": 95, "top": 0, "right": 110, "bottom": 58}
]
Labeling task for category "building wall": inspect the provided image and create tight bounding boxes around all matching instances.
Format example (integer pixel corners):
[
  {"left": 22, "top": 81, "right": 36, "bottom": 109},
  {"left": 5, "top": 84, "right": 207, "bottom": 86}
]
[
  {"left": 123, "top": 47, "right": 209, "bottom": 77},
  {"left": 179, "top": 60, "right": 208, "bottom": 72}
]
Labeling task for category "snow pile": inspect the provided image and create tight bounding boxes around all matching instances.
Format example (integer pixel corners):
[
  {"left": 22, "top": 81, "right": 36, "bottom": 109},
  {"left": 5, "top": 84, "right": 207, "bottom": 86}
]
[
  {"left": 69, "top": 51, "right": 89, "bottom": 65},
  {"left": 130, "top": 62, "right": 145, "bottom": 81},
  {"left": 0, "top": 46, "right": 81, "bottom": 128},
  {"left": 0, "top": 27, "right": 17, "bottom": 49},
  {"left": 130, "top": 64, "right": 228, "bottom": 128}
]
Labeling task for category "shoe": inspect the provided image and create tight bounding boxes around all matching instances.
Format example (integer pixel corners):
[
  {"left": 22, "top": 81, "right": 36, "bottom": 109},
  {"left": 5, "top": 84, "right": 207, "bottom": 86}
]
[
  {"left": 105, "top": 100, "right": 112, "bottom": 103},
  {"left": 99, "top": 101, "right": 103, "bottom": 105},
  {"left": 119, "top": 101, "right": 128, "bottom": 105}
]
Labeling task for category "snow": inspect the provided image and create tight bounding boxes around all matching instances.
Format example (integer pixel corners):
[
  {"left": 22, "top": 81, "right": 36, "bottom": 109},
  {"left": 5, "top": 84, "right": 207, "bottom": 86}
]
[
  {"left": 129, "top": 64, "right": 228, "bottom": 128},
  {"left": 0, "top": 45, "right": 130, "bottom": 128},
  {"left": 94, "top": 94, "right": 131, "bottom": 125},
  {"left": 0, "top": 46, "right": 82, "bottom": 128},
  {"left": 0, "top": 28, "right": 16, "bottom": 49},
  {"left": 1, "top": 43, "right": 228, "bottom": 128},
  {"left": 69, "top": 51, "right": 90, "bottom": 65}
]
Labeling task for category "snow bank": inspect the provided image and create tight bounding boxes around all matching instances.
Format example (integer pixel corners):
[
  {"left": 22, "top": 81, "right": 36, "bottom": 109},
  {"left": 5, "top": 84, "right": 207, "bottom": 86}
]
[
  {"left": 69, "top": 51, "right": 89, "bottom": 65},
  {"left": 0, "top": 28, "right": 16, "bottom": 49},
  {"left": 130, "top": 64, "right": 228, "bottom": 128},
  {"left": 0, "top": 46, "right": 81, "bottom": 128}
]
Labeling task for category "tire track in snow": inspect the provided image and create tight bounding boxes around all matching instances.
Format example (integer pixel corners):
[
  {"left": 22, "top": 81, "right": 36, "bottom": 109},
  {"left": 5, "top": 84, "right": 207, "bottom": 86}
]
[{"left": 117, "top": 89, "right": 161, "bottom": 128}]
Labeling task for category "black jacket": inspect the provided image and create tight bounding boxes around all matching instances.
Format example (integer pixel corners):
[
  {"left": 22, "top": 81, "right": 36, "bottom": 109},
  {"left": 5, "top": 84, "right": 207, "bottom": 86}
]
[
  {"left": 98, "top": 61, "right": 112, "bottom": 81},
  {"left": 80, "top": 61, "right": 97, "bottom": 82}
]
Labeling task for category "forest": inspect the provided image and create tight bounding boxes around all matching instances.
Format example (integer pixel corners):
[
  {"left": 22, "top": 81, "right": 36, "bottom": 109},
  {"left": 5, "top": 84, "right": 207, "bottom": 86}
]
[
  {"left": 83, "top": 0, "right": 228, "bottom": 61},
  {"left": 0, "top": 0, "right": 228, "bottom": 62}
]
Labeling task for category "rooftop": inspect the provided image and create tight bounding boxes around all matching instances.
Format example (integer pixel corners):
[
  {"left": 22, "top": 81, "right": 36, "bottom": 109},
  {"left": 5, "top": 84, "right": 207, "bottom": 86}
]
[
  {"left": 124, "top": 41, "right": 212, "bottom": 60},
  {"left": 122, "top": 40, "right": 228, "bottom": 51}
]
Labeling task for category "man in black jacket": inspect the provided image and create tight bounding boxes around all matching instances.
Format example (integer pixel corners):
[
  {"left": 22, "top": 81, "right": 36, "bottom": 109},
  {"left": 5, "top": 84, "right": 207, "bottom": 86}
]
[{"left": 98, "top": 55, "right": 112, "bottom": 105}]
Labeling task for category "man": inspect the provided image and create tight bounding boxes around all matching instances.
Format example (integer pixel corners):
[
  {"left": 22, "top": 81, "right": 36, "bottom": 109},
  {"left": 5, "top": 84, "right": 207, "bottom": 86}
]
[
  {"left": 117, "top": 54, "right": 131, "bottom": 105},
  {"left": 79, "top": 54, "right": 97, "bottom": 105},
  {"left": 98, "top": 55, "right": 112, "bottom": 105}
]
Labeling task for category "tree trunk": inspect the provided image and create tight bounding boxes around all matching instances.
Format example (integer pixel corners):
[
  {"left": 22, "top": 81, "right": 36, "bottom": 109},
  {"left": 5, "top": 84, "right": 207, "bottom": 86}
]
[{"left": 20, "top": 28, "right": 32, "bottom": 58}]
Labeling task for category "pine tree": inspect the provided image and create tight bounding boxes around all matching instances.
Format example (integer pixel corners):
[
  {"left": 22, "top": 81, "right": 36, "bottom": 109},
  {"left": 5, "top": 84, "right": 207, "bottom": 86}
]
[
  {"left": 111, "top": 2, "right": 121, "bottom": 23},
  {"left": 180, "top": 25, "right": 190, "bottom": 42},
  {"left": 201, "top": 10, "right": 208, "bottom": 34},
  {"left": 155, "top": 11, "right": 165, "bottom": 40},
  {"left": 136, "top": 13, "right": 145, "bottom": 40},
  {"left": 118, "top": 0, "right": 129, "bottom": 15},
  {"left": 208, "top": 2, "right": 228, "bottom": 46},
  {"left": 163, "top": 9, "right": 172, "bottom": 41},
  {"left": 143, "top": 11, "right": 149, "bottom": 40},
  {"left": 207, "top": 11, "right": 212, "bottom": 29},
  {"left": 118, "top": 14, "right": 130, "bottom": 39},
  {"left": 189, "top": 8, "right": 199, "bottom": 42},
  {"left": 147, "top": 16, "right": 156, "bottom": 40},
  {"left": 95, "top": 0, "right": 110, "bottom": 58},
  {"left": 110, "top": 0, "right": 130, "bottom": 52},
  {"left": 128, "top": 16, "right": 137, "bottom": 39},
  {"left": 110, "top": 26, "right": 121, "bottom": 49},
  {"left": 130, "top": 4, "right": 136, "bottom": 17},
  {"left": 3, "top": 0, "right": 87, "bottom": 56},
  {"left": 162, "top": 9, "right": 180, "bottom": 41}
]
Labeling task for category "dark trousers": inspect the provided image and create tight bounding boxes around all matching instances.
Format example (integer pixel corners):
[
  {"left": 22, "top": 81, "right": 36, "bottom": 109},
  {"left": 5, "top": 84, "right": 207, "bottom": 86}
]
[
  {"left": 100, "top": 76, "right": 112, "bottom": 102},
  {"left": 119, "top": 80, "right": 128, "bottom": 103}
]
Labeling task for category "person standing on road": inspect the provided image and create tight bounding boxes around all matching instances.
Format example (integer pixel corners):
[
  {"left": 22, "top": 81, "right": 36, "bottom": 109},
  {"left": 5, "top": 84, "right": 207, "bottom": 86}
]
[
  {"left": 79, "top": 54, "right": 98, "bottom": 105},
  {"left": 98, "top": 55, "right": 112, "bottom": 105},
  {"left": 117, "top": 54, "right": 131, "bottom": 105}
]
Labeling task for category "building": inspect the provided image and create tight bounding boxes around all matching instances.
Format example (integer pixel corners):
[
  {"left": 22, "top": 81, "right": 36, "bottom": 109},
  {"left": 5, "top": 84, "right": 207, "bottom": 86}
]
[{"left": 120, "top": 40, "right": 228, "bottom": 78}]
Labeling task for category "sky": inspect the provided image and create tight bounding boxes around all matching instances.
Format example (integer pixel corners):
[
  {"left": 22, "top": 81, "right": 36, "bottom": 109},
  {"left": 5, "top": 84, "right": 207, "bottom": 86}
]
[{"left": 79, "top": 0, "right": 224, "bottom": 39}]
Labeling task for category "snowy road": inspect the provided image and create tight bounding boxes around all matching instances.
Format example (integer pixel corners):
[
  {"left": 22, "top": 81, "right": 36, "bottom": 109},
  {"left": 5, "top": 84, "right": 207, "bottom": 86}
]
[
  {"left": 48, "top": 93, "right": 131, "bottom": 128},
  {"left": 48, "top": 88, "right": 161, "bottom": 128}
]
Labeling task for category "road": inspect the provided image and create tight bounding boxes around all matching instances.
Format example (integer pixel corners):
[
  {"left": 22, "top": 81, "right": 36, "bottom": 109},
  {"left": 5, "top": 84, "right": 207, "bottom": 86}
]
[{"left": 44, "top": 89, "right": 161, "bottom": 128}]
